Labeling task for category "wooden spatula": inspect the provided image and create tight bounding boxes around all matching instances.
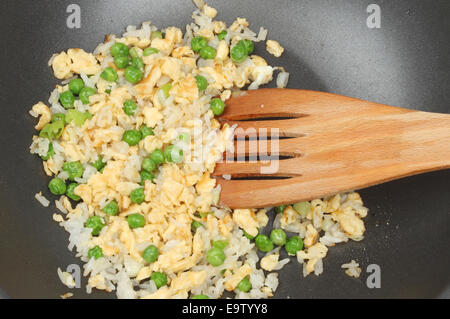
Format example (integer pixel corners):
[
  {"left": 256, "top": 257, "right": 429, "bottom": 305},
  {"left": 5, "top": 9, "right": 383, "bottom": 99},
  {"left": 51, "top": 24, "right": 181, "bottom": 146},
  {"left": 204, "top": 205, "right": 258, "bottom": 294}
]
[{"left": 212, "top": 89, "right": 450, "bottom": 209}]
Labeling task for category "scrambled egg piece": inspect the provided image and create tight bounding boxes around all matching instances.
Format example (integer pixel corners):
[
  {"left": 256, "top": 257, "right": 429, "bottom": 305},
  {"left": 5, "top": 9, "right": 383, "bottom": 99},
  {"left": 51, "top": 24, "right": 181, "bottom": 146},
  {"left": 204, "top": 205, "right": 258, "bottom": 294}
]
[
  {"left": 256, "top": 209, "right": 269, "bottom": 228},
  {"left": 216, "top": 40, "right": 229, "bottom": 61},
  {"left": 51, "top": 52, "right": 72, "bottom": 79},
  {"left": 229, "top": 18, "right": 249, "bottom": 32},
  {"left": 266, "top": 40, "right": 284, "bottom": 57},
  {"left": 135, "top": 66, "right": 161, "bottom": 98},
  {"left": 298, "top": 243, "right": 328, "bottom": 276},
  {"left": 332, "top": 207, "right": 365, "bottom": 240},
  {"left": 304, "top": 224, "right": 319, "bottom": 248},
  {"left": 202, "top": 4, "right": 218, "bottom": 18},
  {"left": 233, "top": 209, "right": 259, "bottom": 237},
  {"left": 51, "top": 49, "right": 100, "bottom": 79},
  {"left": 53, "top": 214, "right": 64, "bottom": 223},
  {"left": 67, "top": 48, "right": 101, "bottom": 75},
  {"left": 143, "top": 107, "right": 163, "bottom": 128},
  {"left": 170, "top": 270, "right": 207, "bottom": 293},
  {"left": 341, "top": 260, "right": 362, "bottom": 278},
  {"left": 280, "top": 206, "right": 299, "bottom": 228},
  {"left": 31, "top": 102, "right": 51, "bottom": 130},
  {"left": 260, "top": 254, "right": 279, "bottom": 271}
]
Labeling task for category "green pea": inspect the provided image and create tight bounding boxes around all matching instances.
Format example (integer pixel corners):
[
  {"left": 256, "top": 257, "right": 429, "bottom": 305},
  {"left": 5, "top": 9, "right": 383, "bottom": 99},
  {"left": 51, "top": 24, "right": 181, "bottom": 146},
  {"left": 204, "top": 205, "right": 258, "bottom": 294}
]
[
  {"left": 130, "top": 188, "right": 145, "bottom": 204},
  {"left": 164, "top": 145, "right": 183, "bottom": 163},
  {"left": 68, "top": 78, "right": 85, "bottom": 95},
  {"left": 191, "top": 221, "right": 203, "bottom": 232},
  {"left": 129, "top": 47, "right": 140, "bottom": 58},
  {"left": 62, "top": 161, "right": 84, "bottom": 181},
  {"left": 293, "top": 201, "right": 311, "bottom": 217},
  {"left": 206, "top": 247, "right": 226, "bottom": 266},
  {"left": 230, "top": 44, "right": 248, "bottom": 63},
  {"left": 59, "top": 91, "right": 75, "bottom": 109},
  {"left": 243, "top": 230, "right": 256, "bottom": 240},
  {"left": 237, "top": 276, "right": 252, "bottom": 292},
  {"left": 102, "top": 200, "right": 119, "bottom": 216},
  {"left": 238, "top": 39, "right": 254, "bottom": 55},
  {"left": 285, "top": 236, "right": 304, "bottom": 255},
  {"left": 124, "top": 66, "right": 143, "bottom": 84},
  {"left": 48, "top": 178, "right": 66, "bottom": 195},
  {"left": 151, "top": 149, "right": 165, "bottom": 165},
  {"left": 199, "top": 46, "right": 216, "bottom": 60},
  {"left": 140, "top": 125, "right": 154, "bottom": 138},
  {"left": 195, "top": 75, "right": 208, "bottom": 91},
  {"left": 159, "top": 83, "right": 172, "bottom": 99},
  {"left": 270, "top": 229, "right": 287, "bottom": 246},
  {"left": 151, "top": 271, "right": 167, "bottom": 288},
  {"left": 143, "top": 47, "right": 159, "bottom": 56},
  {"left": 123, "top": 100, "right": 138, "bottom": 116},
  {"left": 65, "top": 109, "right": 92, "bottom": 127},
  {"left": 151, "top": 31, "right": 163, "bottom": 40},
  {"left": 255, "top": 234, "right": 274, "bottom": 252},
  {"left": 210, "top": 98, "right": 225, "bottom": 116},
  {"left": 130, "top": 57, "right": 144, "bottom": 71},
  {"left": 79, "top": 87, "right": 97, "bottom": 104},
  {"left": 122, "top": 130, "right": 142, "bottom": 146},
  {"left": 51, "top": 113, "right": 65, "bottom": 123},
  {"left": 88, "top": 245, "right": 103, "bottom": 260},
  {"left": 85, "top": 216, "right": 105, "bottom": 236},
  {"left": 142, "top": 245, "right": 159, "bottom": 263},
  {"left": 140, "top": 170, "right": 154, "bottom": 185},
  {"left": 192, "top": 294, "right": 209, "bottom": 299},
  {"left": 39, "top": 121, "right": 65, "bottom": 139},
  {"left": 212, "top": 240, "right": 228, "bottom": 250},
  {"left": 114, "top": 55, "right": 130, "bottom": 69},
  {"left": 66, "top": 183, "right": 81, "bottom": 201},
  {"left": 275, "top": 205, "right": 286, "bottom": 214},
  {"left": 217, "top": 30, "right": 227, "bottom": 41},
  {"left": 191, "top": 36, "right": 208, "bottom": 52},
  {"left": 40, "top": 142, "right": 54, "bottom": 161},
  {"left": 90, "top": 156, "right": 105, "bottom": 171},
  {"left": 142, "top": 157, "right": 157, "bottom": 172},
  {"left": 127, "top": 213, "right": 146, "bottom": 229},
  {"left": 100, "top": 67, "right": 118, "bottom": 82},
  {"left": 110, "top": 42, "right": 129, "bottom": 57}
]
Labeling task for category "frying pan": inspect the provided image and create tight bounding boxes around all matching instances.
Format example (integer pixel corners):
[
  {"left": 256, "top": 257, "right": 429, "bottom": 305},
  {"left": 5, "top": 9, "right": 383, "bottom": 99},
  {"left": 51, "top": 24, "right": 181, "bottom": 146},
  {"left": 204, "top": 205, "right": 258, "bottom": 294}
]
[{"left": 0, "top": 0, "right": 448, "bottom": 299}]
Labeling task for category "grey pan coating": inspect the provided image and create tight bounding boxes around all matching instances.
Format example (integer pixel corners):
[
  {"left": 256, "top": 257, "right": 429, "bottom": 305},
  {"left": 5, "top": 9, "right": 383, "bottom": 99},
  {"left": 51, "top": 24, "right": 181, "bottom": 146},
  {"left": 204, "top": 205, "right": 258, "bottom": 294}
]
[{"left": 0, "top": 0, "right": 448, "bottom": 298}]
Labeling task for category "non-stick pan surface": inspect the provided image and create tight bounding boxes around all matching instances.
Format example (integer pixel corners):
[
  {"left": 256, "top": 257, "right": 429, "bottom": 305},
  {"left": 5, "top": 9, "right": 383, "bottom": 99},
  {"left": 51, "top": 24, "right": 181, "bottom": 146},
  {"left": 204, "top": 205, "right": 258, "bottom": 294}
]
[{"left": 0, "top": 0, "right": 448, "bottom": 298}]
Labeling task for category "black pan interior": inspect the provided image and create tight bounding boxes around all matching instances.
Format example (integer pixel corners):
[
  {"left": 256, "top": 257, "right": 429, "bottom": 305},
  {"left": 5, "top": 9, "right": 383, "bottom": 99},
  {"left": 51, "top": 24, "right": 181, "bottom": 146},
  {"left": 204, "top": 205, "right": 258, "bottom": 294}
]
[{"left": 0, "top": 0, "right": 448, "bottom": 298}]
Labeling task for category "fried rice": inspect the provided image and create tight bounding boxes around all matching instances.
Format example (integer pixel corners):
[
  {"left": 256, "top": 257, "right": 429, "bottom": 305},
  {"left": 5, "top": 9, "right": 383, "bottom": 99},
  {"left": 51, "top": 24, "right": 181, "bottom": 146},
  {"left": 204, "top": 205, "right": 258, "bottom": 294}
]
[{"left": 29, "top": 1, "right": 368, "bottom": 299}]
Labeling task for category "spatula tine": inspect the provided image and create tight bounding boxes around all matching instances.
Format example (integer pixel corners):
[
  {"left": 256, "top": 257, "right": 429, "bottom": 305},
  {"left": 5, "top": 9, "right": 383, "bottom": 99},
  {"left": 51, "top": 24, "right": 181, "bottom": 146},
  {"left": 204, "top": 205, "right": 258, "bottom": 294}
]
[
  {"left": 220, "top": 89, "right": 307, "bottom": 120},
  {"left": 222, "top": 88, "right": 411, "bottom": 121},
  {"left": 224, "top": 119, "right": 305, "bottom": 138},
  {"left": 213, "top": 158, "right": 303, "bottom": 177},
  {"left": 217, "top": 177, "right": 321, "bottom": 208},
  {"left": 228, "top": 137, "right": 303, "bottom": 157}
]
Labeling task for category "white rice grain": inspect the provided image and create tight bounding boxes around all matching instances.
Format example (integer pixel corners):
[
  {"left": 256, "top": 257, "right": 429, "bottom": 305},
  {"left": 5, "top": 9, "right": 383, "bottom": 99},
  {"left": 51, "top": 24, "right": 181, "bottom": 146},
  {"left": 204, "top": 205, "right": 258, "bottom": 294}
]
[
  {"left": 276, "top": 71, "right": 289, "bottom": 88},
  {"left": 35, "top": 192, "right": 50, "bottom": 207}
]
